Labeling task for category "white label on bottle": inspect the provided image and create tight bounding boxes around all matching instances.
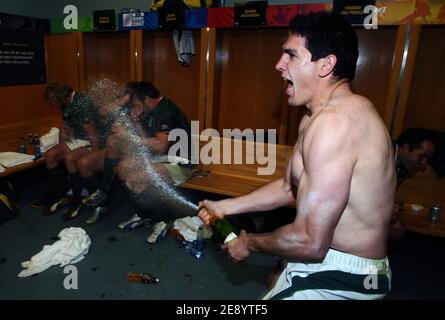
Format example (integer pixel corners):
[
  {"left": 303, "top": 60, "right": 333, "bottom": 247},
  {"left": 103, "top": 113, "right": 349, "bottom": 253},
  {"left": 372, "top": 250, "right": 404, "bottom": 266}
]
[{"left": 224, "top": 232, "right": 238, "bottom": 244}]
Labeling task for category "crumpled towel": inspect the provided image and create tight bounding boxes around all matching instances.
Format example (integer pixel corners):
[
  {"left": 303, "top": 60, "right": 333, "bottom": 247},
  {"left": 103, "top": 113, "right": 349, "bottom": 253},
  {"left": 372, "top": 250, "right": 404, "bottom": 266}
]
[
  {"left": 173, "top": 30, "right": 195, "bottom": 66},
  {"left": 39, "top": 127, "right": 59, "bottom": 153},
  {"left": 0, "top": 152, "right": 35, "bottom": 167},
  {"left": 173, "top": 216, "right": 203, "bottom": 242},
  {"left": 18, "top": 227, "right": 91, "bottom": 278},
  {"left": 0, "top": 163, "right": 5, "bottom": 173},
  {"left": 65, "top": 139, "right": 90, "bottom": 151}
]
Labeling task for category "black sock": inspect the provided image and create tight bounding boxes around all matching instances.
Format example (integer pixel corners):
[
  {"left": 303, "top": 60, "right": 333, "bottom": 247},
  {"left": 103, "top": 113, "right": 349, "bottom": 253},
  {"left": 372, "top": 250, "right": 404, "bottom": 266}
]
[
  {"left": 99, "top": 158, "right": 117, "bottom": 193},
  {"left": 47, "top": 166, "right": 69, "bottom": 199},
  {"left": 69, "top": 172, "right": 82, "bottom": 208},
  {"left": 83, "top": 174, "right": 100, "bottom": 195}
]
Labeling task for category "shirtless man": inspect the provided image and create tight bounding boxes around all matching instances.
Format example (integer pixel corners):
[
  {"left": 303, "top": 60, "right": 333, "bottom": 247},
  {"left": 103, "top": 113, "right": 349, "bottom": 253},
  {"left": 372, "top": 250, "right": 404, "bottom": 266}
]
[{"left": 199, "top": 12, "right": 396, "bottom": 300}]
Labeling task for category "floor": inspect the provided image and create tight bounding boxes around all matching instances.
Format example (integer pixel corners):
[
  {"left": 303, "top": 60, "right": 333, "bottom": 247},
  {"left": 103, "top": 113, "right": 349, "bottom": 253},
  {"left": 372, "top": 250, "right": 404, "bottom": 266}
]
[{"left": 1, "top": 167, "right": 445, "bottom": 300}]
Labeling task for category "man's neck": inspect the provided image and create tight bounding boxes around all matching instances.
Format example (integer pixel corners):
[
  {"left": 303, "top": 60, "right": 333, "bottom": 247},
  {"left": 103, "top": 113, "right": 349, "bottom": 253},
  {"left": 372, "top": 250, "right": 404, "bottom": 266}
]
[
  {"left": 306, "top": 80, "right": 350, "bottom": 115},
  {"left": 146, "top": 96, "right": 163, "bottom": 113}
]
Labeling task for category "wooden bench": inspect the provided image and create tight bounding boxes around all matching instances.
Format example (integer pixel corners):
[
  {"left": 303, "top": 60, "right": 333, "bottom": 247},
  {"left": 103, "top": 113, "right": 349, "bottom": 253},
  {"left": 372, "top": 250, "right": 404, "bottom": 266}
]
[
  {"left": 180, "top": 136, "right": 294, "bottom": 199},
  {"left": 0, "top": 118, "right": 62, "bottom": 178},
  {"left": 397, "top": 169, "right": 445, "bottom": 238}
]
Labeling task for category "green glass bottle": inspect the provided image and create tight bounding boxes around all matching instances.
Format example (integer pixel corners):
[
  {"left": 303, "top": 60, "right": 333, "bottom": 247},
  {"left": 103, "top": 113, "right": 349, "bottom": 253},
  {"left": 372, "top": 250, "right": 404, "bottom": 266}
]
[{"left": 202, "top": 207, "right": 239, "bottom": 243}]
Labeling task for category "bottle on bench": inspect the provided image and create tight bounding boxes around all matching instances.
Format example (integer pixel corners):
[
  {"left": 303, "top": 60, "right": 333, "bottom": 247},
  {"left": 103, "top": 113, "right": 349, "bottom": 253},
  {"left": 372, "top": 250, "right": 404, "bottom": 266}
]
[
  {"left": 34, "top": 135, "right": 42, "bottom": 160},
  {"left": 19, "top": 137, "right": 26, "bottom": 154}
]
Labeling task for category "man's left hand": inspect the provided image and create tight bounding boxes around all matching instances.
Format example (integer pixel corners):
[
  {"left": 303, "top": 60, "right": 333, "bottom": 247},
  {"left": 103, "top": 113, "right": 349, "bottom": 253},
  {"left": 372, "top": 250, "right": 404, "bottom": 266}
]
[{"left": 222, "top": 230, "right": 250, "bottom": 263}]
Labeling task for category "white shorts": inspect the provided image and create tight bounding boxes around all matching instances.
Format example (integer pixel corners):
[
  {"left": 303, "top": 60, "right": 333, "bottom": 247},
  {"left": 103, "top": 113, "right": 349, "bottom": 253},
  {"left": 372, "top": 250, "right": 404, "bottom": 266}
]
[
  {"left": 65, "top": 139, "right": 91, "bottom": 151},
  {"left": 263, "top": 248, "right": 391, "bottom": 300}
]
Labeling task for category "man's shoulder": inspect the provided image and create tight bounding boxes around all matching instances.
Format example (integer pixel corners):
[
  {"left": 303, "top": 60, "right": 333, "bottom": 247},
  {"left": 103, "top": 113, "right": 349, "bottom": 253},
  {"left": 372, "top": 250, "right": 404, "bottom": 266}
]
[
  {"left": 159, "top": 97, "right": 179, "bottom": 109},
  {"left": 315, "top": 93, "right": 376, "bottom": 128},
  {"left": 304, "top": 98, "right": 370, "bottom": 146},
  {"left": 72, "top": 92, "right": 94, "bottom": 109},
  {"left": 309, "top": 107, "right": 352, "bottom": 131},
  {"left": 332, "top": 92, "right": 374, "bottom": 110},
  {"left": 158, "top": 97, "right": 189, "bottom": 120}
]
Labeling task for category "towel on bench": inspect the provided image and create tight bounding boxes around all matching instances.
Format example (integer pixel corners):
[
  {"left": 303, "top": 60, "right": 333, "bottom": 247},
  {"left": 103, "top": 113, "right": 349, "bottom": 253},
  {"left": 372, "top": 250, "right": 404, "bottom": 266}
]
[
  {"left": 0, "top": 152, "right": 35, "bottom": 167},
  {"left": 39, "top": 127, "right": 59, "bottom": 153}
]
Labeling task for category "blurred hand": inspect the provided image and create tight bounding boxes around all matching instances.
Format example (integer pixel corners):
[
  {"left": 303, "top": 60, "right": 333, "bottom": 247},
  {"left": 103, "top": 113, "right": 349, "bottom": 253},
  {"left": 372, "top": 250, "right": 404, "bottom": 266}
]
[
  {"left": 221, "top": 230, "right": 250, "bottom": 263},
  {"left": 112, "top": 123, "right": 128, "bottom": 138},
  {"left": 101, "top": 95, "right": 130, "bottom": 116},
  {"left": 197, "top": 199, "right": 226, "bottom": 224},
  {"left": 130, "top": 104, "right": 144, "bottom": 121}
]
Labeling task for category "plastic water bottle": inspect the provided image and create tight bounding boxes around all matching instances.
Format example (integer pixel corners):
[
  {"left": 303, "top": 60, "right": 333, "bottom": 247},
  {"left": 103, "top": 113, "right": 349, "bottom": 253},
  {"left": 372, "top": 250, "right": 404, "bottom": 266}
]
[
  {"left": 34, "top": 138, "right": 42, "bottom": 159},
  {"left": 19, "top": 137, "right": 26, "bottom": 154}
]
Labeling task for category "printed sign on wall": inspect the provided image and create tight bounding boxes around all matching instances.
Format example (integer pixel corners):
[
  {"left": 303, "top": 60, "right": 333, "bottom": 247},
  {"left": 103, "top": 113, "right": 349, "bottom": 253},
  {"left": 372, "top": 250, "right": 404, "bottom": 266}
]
[
  {"left": 0, "top": 31, "right": 46, "bottom": 86},
  {"left": 93, "top": 9, "right": 116, "bottom": 31},
  {"left": 234, "top": 1, "right": 268, "bottom": 27}
]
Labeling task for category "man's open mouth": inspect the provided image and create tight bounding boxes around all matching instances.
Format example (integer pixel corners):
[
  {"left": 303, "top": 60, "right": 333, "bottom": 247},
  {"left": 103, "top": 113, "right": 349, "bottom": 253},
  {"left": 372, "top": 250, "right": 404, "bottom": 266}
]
[{"left": 285, "top": 78, "right": 294, "bottom": 96}]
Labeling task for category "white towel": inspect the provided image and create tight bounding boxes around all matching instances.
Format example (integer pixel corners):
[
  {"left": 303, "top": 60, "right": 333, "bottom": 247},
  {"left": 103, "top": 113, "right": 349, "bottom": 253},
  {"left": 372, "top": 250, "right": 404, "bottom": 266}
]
[
  {"left": 18, "top": 227, "right": 91, "bottom": 278},
  {"left": 0, "top": 163, "right": 5, "bottom": 173},
  {"left": 65, "top": 139, "right": 90, "bottom": 151},
  {"left": 173, "top": 30, "right": 195, "bottom": 66},
  {"left": 0, "top": 152, "right": 35, "bottom": 167},
  {"left": 173, "top": 216, "right": 203, "bottom": 242},
  {"left": 39, "top": 127, "right": 59, "bottom": 153}
]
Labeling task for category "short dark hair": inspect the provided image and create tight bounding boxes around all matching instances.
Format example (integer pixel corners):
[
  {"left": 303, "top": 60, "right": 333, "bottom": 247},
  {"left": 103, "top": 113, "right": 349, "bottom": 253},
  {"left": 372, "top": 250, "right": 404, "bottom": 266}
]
[
  {"left": 125, "top": 81, "right": 139, "bottom": 95},
  {"left": 135, "top": 81, "right": 160, "bottom": 101},
  {"left": 45, "top": 82, "right": 73, "bottom": 106},
  {"left": 289, "top": 11, "right": 359, "bottom": 82},
  {"left": 125, "top": 81, "right": 139, "bottom": 102},
  {"left": 397, "top": 128, "right": 436, "bottom": 152}
]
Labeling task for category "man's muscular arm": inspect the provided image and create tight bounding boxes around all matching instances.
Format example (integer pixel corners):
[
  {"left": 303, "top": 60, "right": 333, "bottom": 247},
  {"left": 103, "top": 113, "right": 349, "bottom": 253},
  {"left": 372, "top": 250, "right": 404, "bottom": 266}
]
[{"left": 230, "top": 111, "right": 357, "bottom": 262}]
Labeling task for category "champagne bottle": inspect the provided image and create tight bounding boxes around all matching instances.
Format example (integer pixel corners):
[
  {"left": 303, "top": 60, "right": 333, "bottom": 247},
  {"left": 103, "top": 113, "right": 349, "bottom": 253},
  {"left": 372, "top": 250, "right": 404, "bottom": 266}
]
[{"left": 200, "top": 207, "right": 239, "bottom": 243}]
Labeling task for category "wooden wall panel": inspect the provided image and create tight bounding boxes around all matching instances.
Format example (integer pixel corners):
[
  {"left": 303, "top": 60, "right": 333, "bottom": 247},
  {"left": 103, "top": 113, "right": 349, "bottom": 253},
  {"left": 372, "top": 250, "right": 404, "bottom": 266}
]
[
  {"left": 142, "top": 30, "right": 201, "bottom": 121},
  {"left": 0, "top": 84, "right": 59, "bottom": 125},
  {"left": 215, "top": 29, "right": 288, "bottom": 138},
  {"left": 45, "top": 33, "right": 80, "bottom": 90},
  {"left": 352, "top": 28, "right": 398, "bottom": 119},
  {"left": 403, "top": 27, "right": 445, "bottom": 132},
  {"left": 83, "top": 31, "right": 131, "bottom": 87}
]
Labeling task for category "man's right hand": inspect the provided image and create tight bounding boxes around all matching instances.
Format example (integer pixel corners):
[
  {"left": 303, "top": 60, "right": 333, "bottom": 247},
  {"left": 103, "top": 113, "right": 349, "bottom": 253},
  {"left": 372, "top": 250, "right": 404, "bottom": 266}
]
[
  {"left": 198, "top": 200, "right": 226, "bottom": 224},
  {"left": 112, "top": 123, "right": 129, "bottom": 139},
  {"left": 130, "top": 104, "right": 144, "bottom": 121}
]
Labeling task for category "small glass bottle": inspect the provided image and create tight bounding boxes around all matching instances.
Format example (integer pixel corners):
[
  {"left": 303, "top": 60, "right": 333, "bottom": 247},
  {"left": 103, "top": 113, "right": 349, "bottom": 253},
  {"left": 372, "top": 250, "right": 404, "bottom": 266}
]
[
  {"left": 128, "top": 272, "right": 159, "bottom": 284},
  {"left": 19, "top": 137, "right": 26, "bottom": 154},
  {"left": 429, "top": 204, "right": 441, "bottom": 222},
  {"left": 34, "top": 139, "right": 42, "bottom": 159}
]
